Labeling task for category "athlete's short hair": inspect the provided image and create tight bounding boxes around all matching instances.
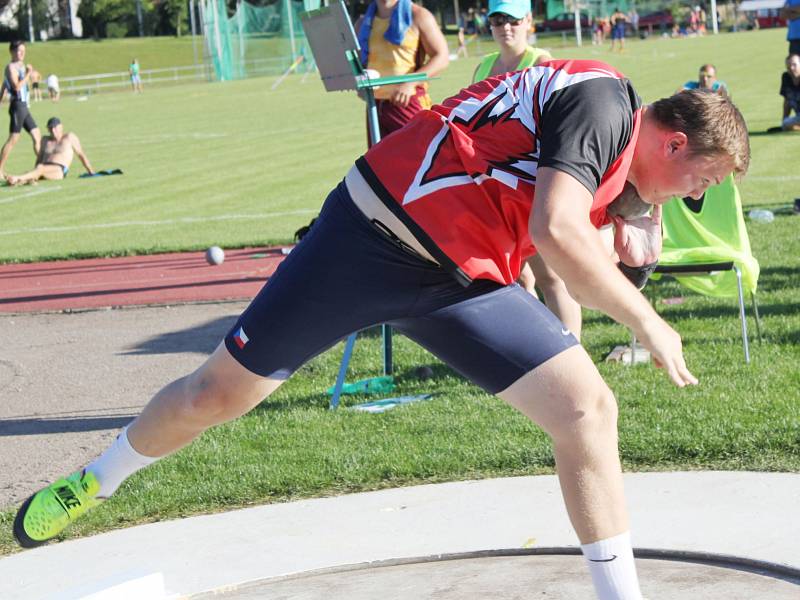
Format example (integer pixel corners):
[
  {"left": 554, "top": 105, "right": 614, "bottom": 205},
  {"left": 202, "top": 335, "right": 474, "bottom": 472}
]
[{"left": 651, "top": 89, "right": 750, "bottom": 177}]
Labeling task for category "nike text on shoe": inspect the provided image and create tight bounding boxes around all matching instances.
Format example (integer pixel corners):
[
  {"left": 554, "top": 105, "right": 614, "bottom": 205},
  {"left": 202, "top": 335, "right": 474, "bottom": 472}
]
[{"left": 13, "top": 470, "right": 103, "bottom": 548}]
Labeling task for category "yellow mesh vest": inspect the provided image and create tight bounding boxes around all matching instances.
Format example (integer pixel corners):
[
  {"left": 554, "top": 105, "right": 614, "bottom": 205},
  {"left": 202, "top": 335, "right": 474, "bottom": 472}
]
[
  {"left": 473, "top": 46, "right": 551, "bottom": 83},
  {"left": 367, "top": 16, "right": 430, "bottom": 105}
]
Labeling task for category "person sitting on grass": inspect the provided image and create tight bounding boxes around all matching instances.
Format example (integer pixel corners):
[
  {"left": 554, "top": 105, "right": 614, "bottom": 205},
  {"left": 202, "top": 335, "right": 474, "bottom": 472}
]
[
  {"left": 779, "top": 54, "right": 800, "bottom": 131},
  {"left": 679, "top": 63, "right": 728, "bottom": 96},
  {"left": 6, "top": 117, "right": 94, "bottom": 185}
]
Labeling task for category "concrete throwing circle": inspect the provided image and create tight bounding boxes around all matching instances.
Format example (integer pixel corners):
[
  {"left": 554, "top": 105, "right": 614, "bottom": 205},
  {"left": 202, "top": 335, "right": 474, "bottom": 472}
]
[{"left": 203, "top": 548, "right": 800, "bottom": 599}]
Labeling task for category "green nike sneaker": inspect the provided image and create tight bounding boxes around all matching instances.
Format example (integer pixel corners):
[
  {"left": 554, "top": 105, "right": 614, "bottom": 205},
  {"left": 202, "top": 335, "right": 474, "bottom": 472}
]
[{"left": 13, "top": 470, "right": 103, "bottom": 548}]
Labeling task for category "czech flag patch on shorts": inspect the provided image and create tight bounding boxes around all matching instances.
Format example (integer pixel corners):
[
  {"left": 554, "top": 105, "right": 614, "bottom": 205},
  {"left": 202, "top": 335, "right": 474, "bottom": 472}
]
[{"left": 233, "top": 326, "right": 249, "bottom": 349}]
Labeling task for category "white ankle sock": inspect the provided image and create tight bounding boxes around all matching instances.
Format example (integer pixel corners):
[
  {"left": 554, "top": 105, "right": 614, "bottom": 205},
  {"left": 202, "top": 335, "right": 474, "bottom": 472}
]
[
  {"left": 581, "top": 531, "right": 643, "bottom": 600},
  {"left": 86, "top": 426, "right": 159, "bottom": 498}
]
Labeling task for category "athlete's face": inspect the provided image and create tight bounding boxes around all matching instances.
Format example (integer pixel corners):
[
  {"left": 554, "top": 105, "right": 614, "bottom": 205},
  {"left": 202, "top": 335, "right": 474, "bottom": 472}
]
[
  {"left": 636, "top": 137, "right": 735, "bottom": 204},
  {"left": 11, "top": 44, "right": 25, "bottom": 62},
  {"left": 490, "top": 12, "right": 530, "bottom": 51}
]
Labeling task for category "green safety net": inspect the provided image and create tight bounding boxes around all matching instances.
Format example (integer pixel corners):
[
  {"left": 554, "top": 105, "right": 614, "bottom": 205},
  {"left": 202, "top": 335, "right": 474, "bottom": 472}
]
[
  {"left": 653, "top": 174, "right": 759, "bottom": 298},
  {"left": 203, "top": 0, "right": 320, "bottom": 82}
]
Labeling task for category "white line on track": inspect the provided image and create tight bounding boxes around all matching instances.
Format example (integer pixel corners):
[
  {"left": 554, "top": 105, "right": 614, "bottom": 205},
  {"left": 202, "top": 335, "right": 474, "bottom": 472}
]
[
  {"left": 0, "top": 209, "right": 318, "bottom": 236},
  {"left": 0, "top": 185, "right": 62, "bottom": 205}
]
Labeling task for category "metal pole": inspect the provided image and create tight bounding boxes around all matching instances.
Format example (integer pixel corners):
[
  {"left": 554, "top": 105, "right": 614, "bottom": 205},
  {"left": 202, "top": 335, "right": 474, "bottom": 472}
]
[
  {"left": 27, "top": 0, "right": 34, "bottom": 42},
  {"left": 364, "top": 87, "right": 394, "bottom": 375},
  {"left": 710, "top": 0, "right": 718, "bottom": 34},
  {"left": 285, "top": 0, "right": 297, "bottom": 63},
  {"left": 136, "top": 0, "right": 144, "bottom": 36},
  {"left": 574, "top": 6, "right": 582, "bottom": 47},
  {"left": 330, "top": 334, "right": 357, "bottom": 409},
  {"left": 190, "top": 0, "right": 199, "bottom": 67},
  {"left": 198, "top": 0, "right": 212, "bottom": 80},
  {"left": 66, "top": 0, "right": 73, "bottom": 37}
]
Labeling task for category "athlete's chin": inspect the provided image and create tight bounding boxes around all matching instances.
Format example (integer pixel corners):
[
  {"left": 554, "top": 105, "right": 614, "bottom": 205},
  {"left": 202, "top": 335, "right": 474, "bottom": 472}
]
[{"left": 631, "top": 188, "right": 661, "bottom": 205}]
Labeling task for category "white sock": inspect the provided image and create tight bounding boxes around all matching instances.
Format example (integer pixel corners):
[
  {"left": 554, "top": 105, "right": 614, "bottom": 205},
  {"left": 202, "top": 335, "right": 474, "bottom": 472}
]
[
  {"left": 86, "top": 426, "right": 160, "bottom": 498},
  {"left": 581, "top": 531, "right": 643, "bottom": 600}
]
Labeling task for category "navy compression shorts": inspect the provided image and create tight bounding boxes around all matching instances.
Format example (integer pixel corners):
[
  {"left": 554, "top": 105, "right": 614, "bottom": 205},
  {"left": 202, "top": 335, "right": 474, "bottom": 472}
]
[
  {"left": 9, "top": 101, "right": 36, "bottom": 135},
  {"left": 224, "top": 180, "right": 579, "bottom": 394}
]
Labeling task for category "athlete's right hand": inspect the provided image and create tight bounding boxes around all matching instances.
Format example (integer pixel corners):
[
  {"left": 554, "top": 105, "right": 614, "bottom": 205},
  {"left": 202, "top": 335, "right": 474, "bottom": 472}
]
[{"left": 633, "top": 316, "right": 698, "bottom": 387}]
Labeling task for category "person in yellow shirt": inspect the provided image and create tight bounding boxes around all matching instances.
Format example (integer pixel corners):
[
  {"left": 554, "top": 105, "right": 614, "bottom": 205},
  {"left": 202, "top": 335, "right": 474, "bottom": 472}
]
[{"left": 355, "top": 0, "right": 449, "bottom": 139}]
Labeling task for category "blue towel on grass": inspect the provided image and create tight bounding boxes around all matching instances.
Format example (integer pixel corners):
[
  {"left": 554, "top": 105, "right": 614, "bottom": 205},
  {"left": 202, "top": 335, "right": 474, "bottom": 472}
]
[
  {"left": 79, "top": 169, "right": 123, "bottom": 178},
  {"left": 357, "top": 0, "right": 413, "bottom": 67}
]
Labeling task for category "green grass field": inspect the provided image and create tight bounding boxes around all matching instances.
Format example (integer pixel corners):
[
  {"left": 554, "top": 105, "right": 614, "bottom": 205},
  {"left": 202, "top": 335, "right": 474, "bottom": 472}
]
[
  {"left": 15, "top": 37, "right": 199, "bottom": 78},
  {"left": 0, "top": 29, "right": 798, "bottom": 554}
]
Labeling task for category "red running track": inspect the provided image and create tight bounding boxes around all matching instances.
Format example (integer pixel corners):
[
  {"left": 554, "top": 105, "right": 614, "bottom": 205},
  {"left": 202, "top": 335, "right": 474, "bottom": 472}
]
[{"left": 0, "top": 247, "right": 290, "bottom": 313}]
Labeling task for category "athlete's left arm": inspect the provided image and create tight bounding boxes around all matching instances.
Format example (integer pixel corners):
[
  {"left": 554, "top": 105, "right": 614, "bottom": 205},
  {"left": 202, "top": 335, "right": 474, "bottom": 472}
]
[{"left": 70, "top": 133, "right": 94, "bottom": 175}]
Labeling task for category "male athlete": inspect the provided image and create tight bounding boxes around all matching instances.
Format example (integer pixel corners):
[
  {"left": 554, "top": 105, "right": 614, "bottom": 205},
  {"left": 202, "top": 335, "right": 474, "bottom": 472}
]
[
  {"left": 14, "top": 60, "right": 748, "bottom": 600},
  {"left": 0, "top": 41, "right": 41, "bottom": 178},
  {"left": 6, "top": 117, "right": 94, "bottom": 185}
]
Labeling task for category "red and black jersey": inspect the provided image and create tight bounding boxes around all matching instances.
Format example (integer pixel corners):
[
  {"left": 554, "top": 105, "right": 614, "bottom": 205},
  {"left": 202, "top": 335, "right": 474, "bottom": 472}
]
[{"left": 357, "top": 59, "right": 643, "bottom": 286}]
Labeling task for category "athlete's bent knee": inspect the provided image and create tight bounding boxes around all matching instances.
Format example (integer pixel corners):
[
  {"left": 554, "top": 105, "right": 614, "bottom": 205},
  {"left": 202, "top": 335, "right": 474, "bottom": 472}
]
[
  {"left": 549, "top": 385, "right": 618, "bottom": 443},
  {"left": 181, "top": 369, "right": 259, "bottom": 424}
]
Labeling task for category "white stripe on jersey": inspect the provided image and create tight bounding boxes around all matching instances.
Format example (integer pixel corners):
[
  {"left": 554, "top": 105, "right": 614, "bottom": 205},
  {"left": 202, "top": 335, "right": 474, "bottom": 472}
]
[
  {"left": 401, "top": 63, "right": 625, "bottom": 205},
  {"left": 402, "top": 121, "right": 475, "bottom": 205},
  {"left": 536, "top": 64, "right": 621, "bottom": 114}
]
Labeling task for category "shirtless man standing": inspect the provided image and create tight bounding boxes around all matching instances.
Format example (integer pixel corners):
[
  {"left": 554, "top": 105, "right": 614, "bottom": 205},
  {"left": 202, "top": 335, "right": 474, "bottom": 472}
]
[
  {"left": 30, "top": 68, "right": 42, "bottom": 102},
  {"left": 6, "top": 117, "right": 94, "bottom": 185}
]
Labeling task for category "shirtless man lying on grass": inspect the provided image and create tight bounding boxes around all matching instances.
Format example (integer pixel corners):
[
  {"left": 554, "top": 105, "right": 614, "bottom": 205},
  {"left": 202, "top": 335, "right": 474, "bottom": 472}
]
[{"left": 6, "top": 116, "right": 94, "bottom": 185}]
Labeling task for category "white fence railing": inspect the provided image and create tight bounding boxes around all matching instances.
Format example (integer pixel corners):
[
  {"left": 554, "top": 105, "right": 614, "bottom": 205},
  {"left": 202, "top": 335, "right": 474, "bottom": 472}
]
[{"left": 58, "top": 57, "right": 294, "bottom": 94}]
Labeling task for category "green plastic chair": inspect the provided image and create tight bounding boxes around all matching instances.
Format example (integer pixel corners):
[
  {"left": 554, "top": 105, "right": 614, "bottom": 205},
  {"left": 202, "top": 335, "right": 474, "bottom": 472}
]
[{"left": 652, "top": 174, "right": 762, "bottom": 363}]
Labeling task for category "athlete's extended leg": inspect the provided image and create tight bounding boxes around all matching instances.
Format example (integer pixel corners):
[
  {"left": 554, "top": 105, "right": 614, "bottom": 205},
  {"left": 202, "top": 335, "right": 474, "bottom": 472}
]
[
  {"left": 498, "top": 346, "right": 641, "bottom": 599},
  {"left": 126, "top": 342, "right": 280, "bottom": 458},
  {"left": 14, "top": 342, "right": 282, "bottom": 547},
  {"left": 14, "top": 179, "right": 428, "bottom": 547}
]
